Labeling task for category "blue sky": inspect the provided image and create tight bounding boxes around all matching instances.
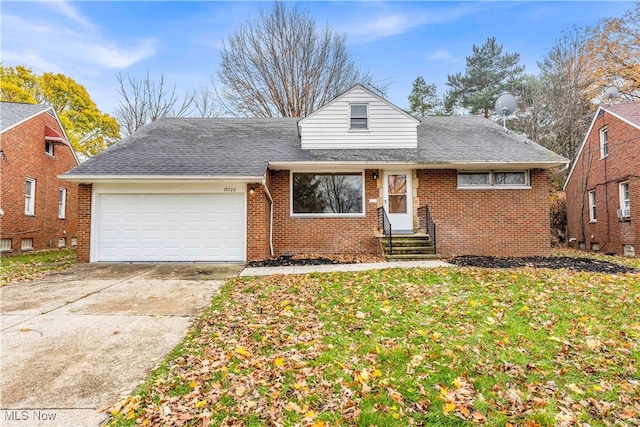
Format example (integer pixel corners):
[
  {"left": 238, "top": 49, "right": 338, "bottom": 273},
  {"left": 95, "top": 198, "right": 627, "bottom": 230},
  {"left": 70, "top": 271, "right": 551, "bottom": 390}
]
[{"left": 1, "top": 1, "right": 635, "bottom": 116}]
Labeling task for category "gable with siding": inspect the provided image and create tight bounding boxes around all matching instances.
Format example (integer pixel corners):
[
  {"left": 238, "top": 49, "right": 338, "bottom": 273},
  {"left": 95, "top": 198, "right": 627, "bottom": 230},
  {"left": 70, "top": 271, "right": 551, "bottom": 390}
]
[{"left": 298, "top": 84, "right": 420, "bottom": 149}]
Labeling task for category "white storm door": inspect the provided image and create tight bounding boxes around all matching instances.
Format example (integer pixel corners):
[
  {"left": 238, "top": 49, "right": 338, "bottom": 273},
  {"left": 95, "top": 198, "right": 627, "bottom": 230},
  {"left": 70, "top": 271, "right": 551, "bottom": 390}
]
[{"left": 383, "top": 170, "right": 413, "bottom": 233}]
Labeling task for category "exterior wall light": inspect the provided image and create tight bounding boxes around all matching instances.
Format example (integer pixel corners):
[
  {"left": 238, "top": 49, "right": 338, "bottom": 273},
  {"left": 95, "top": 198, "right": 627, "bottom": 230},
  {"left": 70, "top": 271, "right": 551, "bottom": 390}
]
[{"left": 249, "top": 187, "right": 255, "bottom": 194}]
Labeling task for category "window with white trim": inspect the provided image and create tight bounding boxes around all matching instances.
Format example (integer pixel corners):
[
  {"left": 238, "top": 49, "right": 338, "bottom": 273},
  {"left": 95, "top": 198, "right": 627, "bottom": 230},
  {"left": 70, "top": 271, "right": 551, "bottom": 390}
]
[
  {"left": 1, "top": 238, "right": 11, "bottom": 252},
  {"left": 58, "top": 188, "right": 67, "bottom": 219},
  {"left": 292, "top": 172, "right": 364, "bottom": 215},
  {"left": 349, "top": 104, "right": 368, "bottom": 130},
  {"left": 599, "top": 127, "right": 608, "bottom": 158},
  {"left": 457, "top": 171, "right": 529, "bottom": 188},
  {"left": 619, "top": 181, "right": 630, "bottom": 215},
  {"left": 71, "top": 237, "right": 78, "bottom": 247},
  {"left": 588, "top": 190, "right": 597, "bottom": 222},
  {"left": 58, "top": 237, "right": 66, "bottom": 248},
  {"left": 45, "top": 140, "right": 55, "bottom": 156},
  {"left": 25, "top": 178, "right": 36, "bottom": 215},
  {"left": 21, "top": 238, "right": 33, "bottom": 251}
]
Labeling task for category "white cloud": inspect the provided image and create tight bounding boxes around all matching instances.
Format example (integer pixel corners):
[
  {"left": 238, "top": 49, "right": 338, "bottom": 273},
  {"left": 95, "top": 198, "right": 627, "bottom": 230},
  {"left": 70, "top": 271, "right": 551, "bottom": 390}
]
[
  {"left": 1, "top": 5, "right": 156, "bottom": 76},
  {"left": 44, "top": 0, "right": 94, "bottom": 28},
  {"left": 339, "top": 4, "right": 480, "bottom": 43},
  {"left": 427, "top": 50, "right": 458, "bottom": 63}
]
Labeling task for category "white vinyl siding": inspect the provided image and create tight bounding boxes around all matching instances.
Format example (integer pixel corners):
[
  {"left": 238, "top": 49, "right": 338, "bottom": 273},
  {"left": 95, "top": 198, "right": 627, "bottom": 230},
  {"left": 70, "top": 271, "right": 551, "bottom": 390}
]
[{"left": 299, "top": 86, "right": 419, "bottom": 149}]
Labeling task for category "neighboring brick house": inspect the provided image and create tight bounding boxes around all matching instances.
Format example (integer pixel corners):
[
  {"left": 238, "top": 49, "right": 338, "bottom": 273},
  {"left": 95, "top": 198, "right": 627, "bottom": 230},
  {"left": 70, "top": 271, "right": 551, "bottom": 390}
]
[
  {"left": 564, "top": 102, "right": 640, "bottom": 257},
  {"left": 0, "top": 102, "right": 79, "bottom": 254},
  {"left": 63, "top": 85, "right": 567, "bottom": 263}
]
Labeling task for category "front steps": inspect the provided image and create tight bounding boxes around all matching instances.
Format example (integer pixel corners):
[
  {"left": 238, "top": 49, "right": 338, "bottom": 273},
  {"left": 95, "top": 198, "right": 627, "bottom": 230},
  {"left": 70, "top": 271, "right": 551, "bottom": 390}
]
[{"left": 378, "top": 233, "right": 437, "bottom": 261}]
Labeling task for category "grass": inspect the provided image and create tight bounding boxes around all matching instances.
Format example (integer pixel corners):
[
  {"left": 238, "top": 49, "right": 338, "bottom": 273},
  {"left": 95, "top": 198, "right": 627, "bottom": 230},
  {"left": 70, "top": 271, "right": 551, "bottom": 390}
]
[
  {"left": 0, "top": 249, "right": 77, "bottom": 285},
  {"left": 107, "top": 253, "right": 640, "bottom": 426}
]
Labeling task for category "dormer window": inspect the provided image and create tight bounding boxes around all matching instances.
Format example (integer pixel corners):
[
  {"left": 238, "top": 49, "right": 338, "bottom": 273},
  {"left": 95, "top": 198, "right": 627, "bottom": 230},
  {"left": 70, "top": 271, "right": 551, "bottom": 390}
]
[
  {"left": 45, "top": 140, "right": 55, "bottom": 156},
  {"left": 350, "top": 104, "right": 368, "bottom": 130}
]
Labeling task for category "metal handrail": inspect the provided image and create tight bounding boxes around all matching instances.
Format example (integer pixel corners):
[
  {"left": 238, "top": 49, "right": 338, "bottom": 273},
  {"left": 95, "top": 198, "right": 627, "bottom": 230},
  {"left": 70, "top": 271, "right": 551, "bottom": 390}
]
[
  {"left": 377, "top": 206, "right": 392, "bottom": 255},
  {"left": 417, "top": 205, "right": 437, "bottom": 254}
]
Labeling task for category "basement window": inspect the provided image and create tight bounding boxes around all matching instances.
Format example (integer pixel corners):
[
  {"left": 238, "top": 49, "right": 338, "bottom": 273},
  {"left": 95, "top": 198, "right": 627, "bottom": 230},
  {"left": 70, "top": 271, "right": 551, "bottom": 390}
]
[
  {"left": 58, "top": 238, "right": 66, "bottom": 248},
  {"left": 21, "top": 238, "right": 33, "bottom": 251},
  {"left": 1, "top": 238, "right": 11, "bottom": 252}
]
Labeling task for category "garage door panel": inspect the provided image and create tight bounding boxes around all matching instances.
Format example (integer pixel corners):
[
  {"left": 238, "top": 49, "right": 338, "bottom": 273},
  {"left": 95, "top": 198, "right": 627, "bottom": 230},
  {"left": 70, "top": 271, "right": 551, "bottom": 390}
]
[{"left": 96, "top": 193, "right": 245, "bottom": 262}]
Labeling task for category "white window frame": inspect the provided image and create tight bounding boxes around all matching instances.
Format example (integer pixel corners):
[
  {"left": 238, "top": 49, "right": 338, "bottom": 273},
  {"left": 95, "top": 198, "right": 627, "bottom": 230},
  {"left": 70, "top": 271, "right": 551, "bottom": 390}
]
[
  {"left": 45, "top": 140, "right": 55, "bottom": 156},
  {"left": 25, "top": 177, "right": 36, "bottom": 215},
  {"left": 599, "top": 126, "right": 608, "bottom": 158},
  {"left": 290, "top": 171, "right": 366, "bottom": 217},
  {"left": 58, "top": 237, "right": 66, "bottom": 248},
  {"left": 588, "top": 190, "right": 597, "bottom": 222},
  {"left": 349, "top": 103, "right": 369, "bottom": 130},
  {"left": 21, "top": 238, "right": 33, "bottom": 251},
  {"left": 58, "top": 188, "right": 67, "bottom": 219},
  {"left": 1, "top": 238, "right": 11, "bottom": 252},
  {"left": 619, "top": 181, "right": 630, "bottom": 212},
  {"left": 457, "top": 170, "right": 530, "bottom": 189}
]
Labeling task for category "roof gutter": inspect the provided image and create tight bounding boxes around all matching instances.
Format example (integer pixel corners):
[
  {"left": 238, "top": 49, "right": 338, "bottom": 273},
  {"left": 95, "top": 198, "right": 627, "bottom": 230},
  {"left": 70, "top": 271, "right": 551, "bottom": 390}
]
[
  {"left": 58, "top": 175, "right": 265, "bottom": 183},
  {"left": 267, "top": 160, "right": 569, "bottom": 171},
  {"left": 261, "top": 176, "right": 275, "bottom": 257}
]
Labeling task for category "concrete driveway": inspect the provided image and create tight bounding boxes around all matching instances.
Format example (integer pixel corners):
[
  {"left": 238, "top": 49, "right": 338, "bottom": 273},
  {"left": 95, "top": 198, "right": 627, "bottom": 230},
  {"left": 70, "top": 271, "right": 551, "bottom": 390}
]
[{"left": 0, "top": 263, "right": 243, "bottom": 426}]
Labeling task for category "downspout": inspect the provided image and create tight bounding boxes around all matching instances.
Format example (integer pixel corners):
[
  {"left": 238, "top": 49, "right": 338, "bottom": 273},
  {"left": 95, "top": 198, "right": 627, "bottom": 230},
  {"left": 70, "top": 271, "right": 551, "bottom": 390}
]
[{"left": 261, "top": 177, "right": 274, "bottom": 257}]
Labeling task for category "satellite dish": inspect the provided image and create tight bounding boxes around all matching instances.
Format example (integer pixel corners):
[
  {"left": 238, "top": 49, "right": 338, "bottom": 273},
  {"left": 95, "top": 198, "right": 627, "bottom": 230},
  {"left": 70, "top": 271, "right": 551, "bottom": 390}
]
[
  {"left": 494, "top": 92, "right": 517, "bottom": 116},
  {"left": 494, "top": 92, "right": 517, "bottom": 130},
  {"left": 604, "top": 87, "right": 619, "bottom": 104}
]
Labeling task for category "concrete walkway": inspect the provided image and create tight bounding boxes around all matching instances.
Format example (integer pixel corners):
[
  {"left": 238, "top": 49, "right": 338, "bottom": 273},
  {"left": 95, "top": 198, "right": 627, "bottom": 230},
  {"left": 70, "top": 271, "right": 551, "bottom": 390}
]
[{"left": 240, "top": 259, "right": 453, "bottom": 276}]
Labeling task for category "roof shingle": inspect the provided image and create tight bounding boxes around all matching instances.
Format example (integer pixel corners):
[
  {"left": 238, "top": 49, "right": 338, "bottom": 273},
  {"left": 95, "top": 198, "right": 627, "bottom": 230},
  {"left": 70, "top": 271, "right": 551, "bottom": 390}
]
[{"left": 65, "top": 115, "right": 567, "bottom": 178}]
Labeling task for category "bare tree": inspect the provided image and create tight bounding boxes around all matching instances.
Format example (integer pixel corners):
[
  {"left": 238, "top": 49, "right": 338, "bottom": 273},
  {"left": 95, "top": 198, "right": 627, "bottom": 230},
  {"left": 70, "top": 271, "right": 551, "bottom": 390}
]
[
  {"left": 114, "top": 72, "right": 196, "bottom": 135},
  {"left": 218, "top": 1, "right": 377, "bottom": 117}
]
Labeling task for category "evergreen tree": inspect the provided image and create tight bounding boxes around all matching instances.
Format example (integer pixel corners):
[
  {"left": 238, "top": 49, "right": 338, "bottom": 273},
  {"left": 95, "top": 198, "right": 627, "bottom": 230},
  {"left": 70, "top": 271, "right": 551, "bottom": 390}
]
[
  {"left": 446, "top": 37, "right": 525, "bottom": 117},
  {"left": 407, "top": 76, "right": 441, "bottom": 117}
]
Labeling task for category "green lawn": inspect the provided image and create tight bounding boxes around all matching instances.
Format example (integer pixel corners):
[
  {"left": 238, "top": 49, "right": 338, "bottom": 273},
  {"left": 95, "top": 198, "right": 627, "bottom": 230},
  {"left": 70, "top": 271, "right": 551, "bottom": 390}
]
[
  {"left": 0, "top": 249, "right": 77, "bottom": 285},
  {"left": 108, "top": 257, "right": 640, "bottom": 426}
]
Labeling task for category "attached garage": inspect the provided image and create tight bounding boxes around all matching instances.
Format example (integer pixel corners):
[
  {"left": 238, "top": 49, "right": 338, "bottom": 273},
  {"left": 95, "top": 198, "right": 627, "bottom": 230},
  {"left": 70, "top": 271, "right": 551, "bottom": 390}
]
[{"left": 92, "top": 184, "right": 246, "bottom": 262}]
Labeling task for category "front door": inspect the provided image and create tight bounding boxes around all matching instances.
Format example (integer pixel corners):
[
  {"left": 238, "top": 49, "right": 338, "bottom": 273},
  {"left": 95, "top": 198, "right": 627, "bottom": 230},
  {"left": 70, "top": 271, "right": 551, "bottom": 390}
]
[{"left": 383, "top": 170, "right": 413, "bottom": 233}]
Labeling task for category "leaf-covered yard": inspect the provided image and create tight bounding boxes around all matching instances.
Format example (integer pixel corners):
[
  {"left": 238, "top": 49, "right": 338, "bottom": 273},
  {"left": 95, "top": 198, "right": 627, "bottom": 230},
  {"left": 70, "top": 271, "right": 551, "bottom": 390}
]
[{"left": 109, "top": 261, "right": 639, "bottom": 426}]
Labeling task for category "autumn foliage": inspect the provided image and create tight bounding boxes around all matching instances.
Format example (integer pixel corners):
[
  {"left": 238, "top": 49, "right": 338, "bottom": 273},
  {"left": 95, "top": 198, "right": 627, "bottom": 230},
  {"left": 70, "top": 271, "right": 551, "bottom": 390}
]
[{"left": 108, "top": 265, "right": 639, "bottom": 426}]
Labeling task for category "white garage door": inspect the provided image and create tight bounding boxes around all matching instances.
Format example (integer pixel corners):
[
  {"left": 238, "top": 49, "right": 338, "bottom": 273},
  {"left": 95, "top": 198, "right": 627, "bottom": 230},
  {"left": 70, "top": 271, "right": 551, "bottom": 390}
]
[{"left": 96, "top": 193, "right": 245, "bottom": 262}]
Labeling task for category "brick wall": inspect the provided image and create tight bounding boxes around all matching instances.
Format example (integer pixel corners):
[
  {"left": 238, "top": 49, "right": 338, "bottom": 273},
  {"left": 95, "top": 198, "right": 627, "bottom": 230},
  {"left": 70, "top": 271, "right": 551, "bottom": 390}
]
[
  {"left": 76, "top": 183, "right": 92, "bottom": 262},
  {"left": 264, "top": 169, "right": 380, "bottom": 258},
  {"left": 246, "top": 182, "right": 271, "bottom": 261},
  {"left": 0, "top": 112, "right": 79, "bottom": 254},
  {"left": 416, "top": 169, "right": 552, "bottom": 257},
  {"left": 565, "top": 110, "right": 639, "bottom": 256}
]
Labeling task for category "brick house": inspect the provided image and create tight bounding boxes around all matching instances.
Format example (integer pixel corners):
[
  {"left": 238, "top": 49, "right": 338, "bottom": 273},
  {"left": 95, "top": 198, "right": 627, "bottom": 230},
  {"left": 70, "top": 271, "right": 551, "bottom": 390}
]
[
  {"left": 564, "top": 102, "right": 640, "bottom": 257},
  {"left": 1, "top": 102, "right": 79, "bottom": 253},
  {"left": 62, "top": 85, "right": 567, "bottom": 263}
]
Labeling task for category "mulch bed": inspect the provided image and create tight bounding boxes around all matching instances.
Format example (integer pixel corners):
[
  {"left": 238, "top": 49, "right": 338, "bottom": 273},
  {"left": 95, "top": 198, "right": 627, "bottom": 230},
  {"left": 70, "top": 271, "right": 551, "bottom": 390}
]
[
  {"left": 247, "top": 254, "right": 638, "bottom": 274},
  {"left": 448, "top": 255, "right": 638, "bottom": 274}
]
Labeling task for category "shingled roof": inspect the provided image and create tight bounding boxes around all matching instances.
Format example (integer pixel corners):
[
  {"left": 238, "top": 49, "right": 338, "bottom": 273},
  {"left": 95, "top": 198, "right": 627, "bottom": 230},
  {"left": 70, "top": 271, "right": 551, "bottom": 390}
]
[
  {"left": 604, "top": 101, "right": 640, "bottom": 128},
  {"left": 1, "top": 102, "right": 53, "bottom": 133},
  {"left": 64, "top": 115, "right": 567, "bottom": 180}
]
